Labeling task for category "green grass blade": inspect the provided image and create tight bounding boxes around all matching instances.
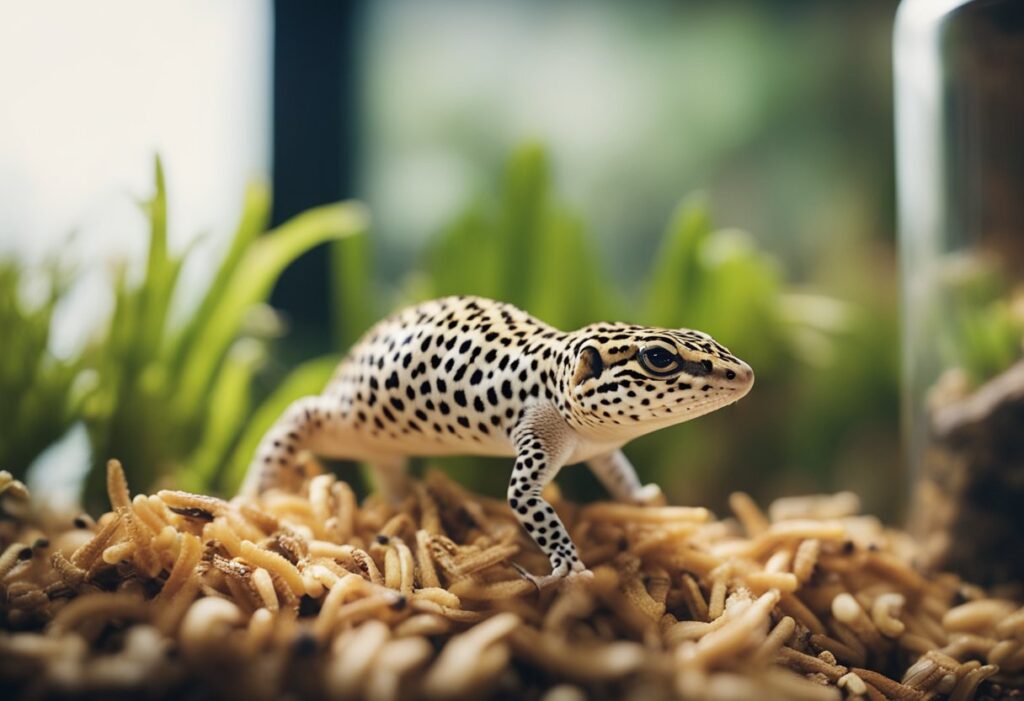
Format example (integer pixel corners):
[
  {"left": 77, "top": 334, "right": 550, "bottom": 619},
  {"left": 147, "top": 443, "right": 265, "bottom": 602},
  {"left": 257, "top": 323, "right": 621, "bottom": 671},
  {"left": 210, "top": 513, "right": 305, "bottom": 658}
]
[
  {"left": 423, "top": 205, "right": 503, "bottom": 299},
  {"left": 0, "top": 262, "right": 77, "bottom": 477},
  {"left": 138, "top": 156, "right": 173, "bottom": 360},
  {"left": 173, "top": 201, "right": 368, "bottom": 420},
  {"left": 331, "top": 230, "right": 374, "bottom": 350},
  {"left": 495, "top": 143, "right": 549, "bottom": 305},
  {"left": 169, "top": 181, "right": 271, "bottom": 374},
  {"left": 643, "top": 193, "right": 712, "bottom": 328},
  {"left": 182, "top": 339, "right": 265, "bottom": 491},
  {"left": 526, "top": 207, "right": 619, "bottom": 330},
  {"left": 221, "top": 354, "right": 340, "bottom": 493}
]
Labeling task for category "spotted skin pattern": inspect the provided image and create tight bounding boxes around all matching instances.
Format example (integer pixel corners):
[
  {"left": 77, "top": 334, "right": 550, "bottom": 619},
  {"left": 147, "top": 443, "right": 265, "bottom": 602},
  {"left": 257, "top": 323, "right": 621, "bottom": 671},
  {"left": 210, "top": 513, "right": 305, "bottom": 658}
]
[{"left": 242, "top": 296, "right": 754, "bottom": 586}]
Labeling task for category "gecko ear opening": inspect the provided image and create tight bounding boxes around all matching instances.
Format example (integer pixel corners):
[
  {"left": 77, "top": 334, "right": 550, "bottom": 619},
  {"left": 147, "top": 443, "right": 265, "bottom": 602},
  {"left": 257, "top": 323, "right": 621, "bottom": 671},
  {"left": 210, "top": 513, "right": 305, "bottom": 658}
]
[{"left": 572, "top": 346, "right": 604, "bottom": 386}]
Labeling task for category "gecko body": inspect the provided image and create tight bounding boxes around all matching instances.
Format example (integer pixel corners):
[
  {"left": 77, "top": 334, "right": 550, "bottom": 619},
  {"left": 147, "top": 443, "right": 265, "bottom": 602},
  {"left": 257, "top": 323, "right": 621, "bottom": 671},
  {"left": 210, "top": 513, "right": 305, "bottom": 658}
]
[{"left": 242, "top": 296, "right": 754, "bottom": 586}]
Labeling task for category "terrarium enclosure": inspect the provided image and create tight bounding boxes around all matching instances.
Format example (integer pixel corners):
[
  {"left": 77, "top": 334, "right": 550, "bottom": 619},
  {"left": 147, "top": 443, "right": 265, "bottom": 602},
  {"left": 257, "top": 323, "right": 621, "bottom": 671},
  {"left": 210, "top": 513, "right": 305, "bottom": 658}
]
[
  {"left": 895, "top": 0, "right": 1024, "bottom": 586},
  {"left": 1, "top": 2, "right": 1022, "bottom": 700}
]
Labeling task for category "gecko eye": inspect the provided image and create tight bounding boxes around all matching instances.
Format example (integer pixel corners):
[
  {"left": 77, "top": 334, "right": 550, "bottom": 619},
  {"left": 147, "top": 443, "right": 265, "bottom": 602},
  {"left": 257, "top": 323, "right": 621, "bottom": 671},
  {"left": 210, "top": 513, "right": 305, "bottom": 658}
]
[{"left": 638, "top": 347, "right": 681, "bottom": 376}]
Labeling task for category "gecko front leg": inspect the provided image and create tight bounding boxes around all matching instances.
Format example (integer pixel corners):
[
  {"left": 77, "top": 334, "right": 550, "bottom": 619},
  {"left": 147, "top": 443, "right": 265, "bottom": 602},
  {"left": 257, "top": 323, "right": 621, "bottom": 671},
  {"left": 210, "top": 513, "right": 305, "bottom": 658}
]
[
  {"left": 507, "top": 405, "right": 590, "bottom": 588},
  {"left": 587, "top": 450, "right": 664, "bottom": 505}
]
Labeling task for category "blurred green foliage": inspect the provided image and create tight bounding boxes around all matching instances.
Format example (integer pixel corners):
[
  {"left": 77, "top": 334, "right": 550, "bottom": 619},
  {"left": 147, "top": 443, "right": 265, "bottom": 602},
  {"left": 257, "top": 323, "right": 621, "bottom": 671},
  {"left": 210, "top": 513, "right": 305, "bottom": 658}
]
[
  {"left": 3, "top": 158, "right": 367, "bottom": 510},
  {"left": 236, "top": 144, "right": 900, "bottom": 513},
  {"left": 0, "top": 260, "right": 79, "bottom": 478},
  {"left": 4, "top": 146, "right": 902, "bottom": 516},
  {"left": 939, "top": 256, "right": 1024, "bottom": 386}
]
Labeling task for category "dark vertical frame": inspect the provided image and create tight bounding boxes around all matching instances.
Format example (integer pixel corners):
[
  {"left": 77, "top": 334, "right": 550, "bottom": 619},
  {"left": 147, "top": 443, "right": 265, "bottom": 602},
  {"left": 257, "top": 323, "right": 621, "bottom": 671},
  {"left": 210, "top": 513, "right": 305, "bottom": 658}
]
[{"left": 270, "top": 0, "right": 363, "bottom": 356}]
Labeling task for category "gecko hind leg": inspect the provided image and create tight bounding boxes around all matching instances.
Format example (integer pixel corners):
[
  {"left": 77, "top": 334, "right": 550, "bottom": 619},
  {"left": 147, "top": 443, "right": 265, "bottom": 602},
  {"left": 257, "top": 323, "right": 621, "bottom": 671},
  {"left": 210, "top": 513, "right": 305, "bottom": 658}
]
[
  {"left": 366, "top": 456, "right": 410, "bottom": 504},
  {"left": 587, "top": 450, "right": 664, "bottom": 505},
  {"left": 240, "top": 395, "right": 351, "bottom": 496}
]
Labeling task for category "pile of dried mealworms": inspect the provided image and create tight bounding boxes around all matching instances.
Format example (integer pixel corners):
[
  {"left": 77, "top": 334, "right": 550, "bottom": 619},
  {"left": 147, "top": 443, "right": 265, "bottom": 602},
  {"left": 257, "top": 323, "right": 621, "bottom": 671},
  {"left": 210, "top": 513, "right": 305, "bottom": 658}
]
[{"left": 1, "top": 462, "right": 1022, "bottom": 701}]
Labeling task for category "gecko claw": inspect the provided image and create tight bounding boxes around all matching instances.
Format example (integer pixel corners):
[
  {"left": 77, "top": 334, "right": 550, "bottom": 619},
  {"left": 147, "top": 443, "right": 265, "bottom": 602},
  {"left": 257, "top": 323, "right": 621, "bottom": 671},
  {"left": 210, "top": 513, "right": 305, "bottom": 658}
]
[
  {"left": 510, "top": 561, "right": 543, "bottom": 594},
  {"left": 511, "top": 561, "right": 592, "bottom": 591},
  {"left": 631, "top": 483, "right": 666, "bottom": 506}
]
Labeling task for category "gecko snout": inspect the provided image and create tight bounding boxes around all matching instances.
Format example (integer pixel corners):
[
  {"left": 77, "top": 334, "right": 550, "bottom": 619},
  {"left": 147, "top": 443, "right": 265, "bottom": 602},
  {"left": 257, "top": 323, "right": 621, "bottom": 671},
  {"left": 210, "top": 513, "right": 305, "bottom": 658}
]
[{"left": 721, "top": 361, "right": 755, "bottom": 395}]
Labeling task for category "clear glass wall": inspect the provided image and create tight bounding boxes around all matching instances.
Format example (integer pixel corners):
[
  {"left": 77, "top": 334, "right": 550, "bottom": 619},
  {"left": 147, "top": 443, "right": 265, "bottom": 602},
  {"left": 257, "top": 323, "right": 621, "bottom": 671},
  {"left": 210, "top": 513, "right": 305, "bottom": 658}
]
[{"left": 895, "top": 0, "right": 1024, "bottom": 584}]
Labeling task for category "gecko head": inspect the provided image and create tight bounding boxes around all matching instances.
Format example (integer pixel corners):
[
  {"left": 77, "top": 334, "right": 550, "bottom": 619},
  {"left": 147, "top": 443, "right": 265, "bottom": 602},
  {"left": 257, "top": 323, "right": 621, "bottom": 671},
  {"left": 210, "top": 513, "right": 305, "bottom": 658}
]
[{"left": 566, "top": 324, "right": 754, "bottom": 439}]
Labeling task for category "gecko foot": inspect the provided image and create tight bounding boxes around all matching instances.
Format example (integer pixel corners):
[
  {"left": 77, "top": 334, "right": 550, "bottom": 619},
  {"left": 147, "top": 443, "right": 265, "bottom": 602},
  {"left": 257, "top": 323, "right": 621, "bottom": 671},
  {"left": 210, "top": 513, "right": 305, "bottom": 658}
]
[
  {"left": 511, "top": 561, "right": 593, "bottom": 591},
  {"left": 631, "top": 483, "right": 666, "bottom": 506}
]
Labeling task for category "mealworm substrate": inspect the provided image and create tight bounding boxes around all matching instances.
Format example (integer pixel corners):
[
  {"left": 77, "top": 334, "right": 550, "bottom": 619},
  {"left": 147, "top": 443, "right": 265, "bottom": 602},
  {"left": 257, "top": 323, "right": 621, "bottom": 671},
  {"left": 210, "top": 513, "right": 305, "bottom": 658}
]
[{"left": 1, "top": 463, "right": 1021, "bottom": 701}]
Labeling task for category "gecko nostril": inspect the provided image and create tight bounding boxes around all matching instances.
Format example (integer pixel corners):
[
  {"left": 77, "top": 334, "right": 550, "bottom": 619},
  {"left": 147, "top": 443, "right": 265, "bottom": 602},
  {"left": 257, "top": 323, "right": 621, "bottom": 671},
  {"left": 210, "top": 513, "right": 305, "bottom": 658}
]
[{"left": 725, "top": 369, "right": 736, "bottom": 380}]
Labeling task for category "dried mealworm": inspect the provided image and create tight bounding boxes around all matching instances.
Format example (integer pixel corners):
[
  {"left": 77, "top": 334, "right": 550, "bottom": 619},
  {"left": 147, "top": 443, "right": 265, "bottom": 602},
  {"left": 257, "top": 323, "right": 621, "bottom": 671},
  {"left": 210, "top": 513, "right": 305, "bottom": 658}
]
[
  {"left": 449, "top": 542, "right": 519, "bottom": 577},
  {"left": 948, "top": 664, "right": 998, "bottom": 701},
  {"left": 580, "top": 503, "right": 711, "bottom": 524},
  {"left": 351, "top": 548, "right": 384, "bottom": 585},
  {"left": 178, "top": 596, "right": 243, "bottom": 659},
  {"left": 838, "top": 671, "right": 868, "bottom": 696},
  {"left": 414, "top": 482, "right": 442, "bottom": 535},
  {"left": 308, "top": 474, "right": 336, "bottom": 524},
  {"left": 751, "top": 615, "right": 796, "bottom": 666},
  {"left": 850, "top": 668, "right": 924, "bottom": 701},
  {"left": 70, "top": 511, "right": 122, "bottom": 570},
  {"left": 729, "top": 492, "right": 770, "bottom": 536},
  {"left": 509, "top": 626, "right": 647, "bottom": 681},
  {"left": 811, "top": 632, "right": 865, "bottom": 667},
  {"left": 49, "top": 551, "right": 86, "bottom": 589},
  {"left": 106, "top": 459, "right": 131, "bottom": 511},
  {"left": 793, "top": 539, "right": 820, "bottom": 583},
  {"left": 384, "top": 547, "right": 401, "bottom": 591},
  {"left": 252, "top": 567, "right": 279, "bottom": 612},
  {"left": 414, "top": 529, "right": 441, "bottom": 589},
  {"left": 694, "top": 590, "right": 779, "bottom": 668},
  {"left": 764, "top": 549, "right": 793, "bottom": 574},
  {"left": 621, "top": 572, "right": 666, "bottom": 622},
  {"left": 863, "top": 552, "right": 928, "bottom": 596},
  {"left": 777, "top": 646, "right": 847, "bottom": 682},
  {"left": 779, "top": 592, "right": 827, "bottom": 636},
  {"left": 393, "top": 613, "right": 451, "bottom": 637},
  {"left": 746, "top": 571, "right": 799, "bottom": 594},
  {"left": 679, "top": 573, "right": 710, "bottom": 622},
  {"left": 158, "top": 490, "right": 228, "bottom": 520},
  {"left": 746, "top": 520, "right": 847, "bottom": 559},
  {"left": 49, "top": 592, "right": 150, "bottom": 635},
  {"left": 423, "top": 613, "right": 520, "bottom": 696},
  {"left": 131, "top": 494, "right": 166, "bottom": 534},
  {"left": 331, "top": 480, "right": 358, "bottom": 541},
  {"left": 832, "top": 593, "right": 886, "bottom": 650},
  {"left": 0, "top": 542, "right": 32, "bottom": 580},
  {"left": 942, "top": 599, "right": 1016, "bottom": 633},
  {"left": 155, "top": 533, "right": 201, "bottom": 603},
  {"left": 708, "top": 575, "right": 728, "bottom": 621},
  {"left": 238, "top": 540, "right": 304, "bottom": 597},
  {"left": 364, "top": 636, "right": 434, "bottom": 701}
]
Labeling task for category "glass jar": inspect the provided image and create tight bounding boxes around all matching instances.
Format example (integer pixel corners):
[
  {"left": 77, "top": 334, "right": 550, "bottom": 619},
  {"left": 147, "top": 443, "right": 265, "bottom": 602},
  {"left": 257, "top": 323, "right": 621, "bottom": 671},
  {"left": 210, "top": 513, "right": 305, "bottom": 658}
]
[{"left": 895, "top": 0, "right": 1024, "bottom": 585}]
